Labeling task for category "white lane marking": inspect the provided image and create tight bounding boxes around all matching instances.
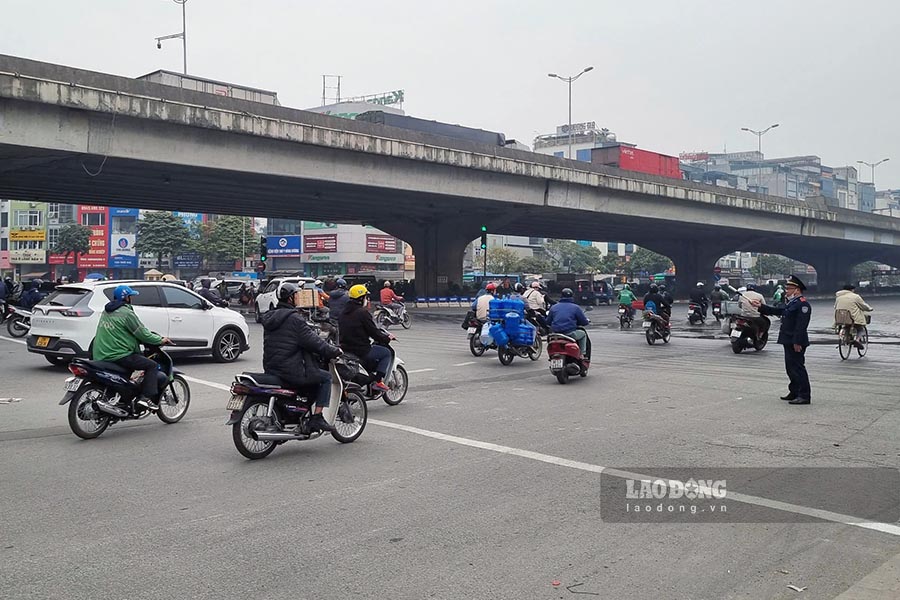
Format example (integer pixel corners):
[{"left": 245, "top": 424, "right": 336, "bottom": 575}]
[
  {"left": 0, "top": 336, "right": 27, "bottom": 345},
  {"left": 453, "top": 362, "right": 476, "bottom": 367},
  {"left": 368, "top": 419, "right": 900, "bottom": 539},
  {"left": 183, "top": 373, "right": 900, "bottom": 538},
  {"left": 406, "top": 368, "right": 435, "bottom": 374}
]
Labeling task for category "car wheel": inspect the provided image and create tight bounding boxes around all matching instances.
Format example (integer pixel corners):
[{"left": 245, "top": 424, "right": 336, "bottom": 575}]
[
  {"left": 254, "top": 303, "right": 262, "bottom": 323},
  {"left": 213, "top": 328, "right": 244, "bottom": 363}
]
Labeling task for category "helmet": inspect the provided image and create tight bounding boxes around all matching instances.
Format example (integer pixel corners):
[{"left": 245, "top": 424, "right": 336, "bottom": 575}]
[
  {"left": 32, "top": 278, "right": 44, "bottom": 287},
  {"left": 531, "top": 281, "right": 541, "bottom": 289},
  {"left": 384, "top": 280, "right": 392, "bottom": 287},
  {"left": 336, "top": 278, "right": 348, "bottom": 289},
  {"left": 201, "top": 279, "right": 211, "bottom": 289},
  {"left": 278, "top": 282, "right": 300, "bottom": 304},
  {"left": 714, "top": 285, "right": 721, "bottom": 291},
  {"left": 737, "top": 286, "right": 747, "bottom": 293},
  {"left": 514, "top": 283, "right": 525, "bottom": 293},
  {"left": 649, "top": 284, "right": 659, "bottom": 293},
  {"left": 696, "top": 282, "right": 705, "bottom": 287},
  {"left": 561, "top": 288, "right": 574, "bottom": 298},
  {"left": 314, "top": 279, "right": 323, "bottom": 287},
  {"left": 746, "top": 283, "right": 757, "bottom": 291},
  {"left": 113, "top": 284, "right": 139, "bottom": 301},
  {"left": 624, "top": 284, "right": 631, "bottom": 291},
  {"left": 485, "top": 282, "right": 497, "bottom": 291},
  {"left": 348, "top": 284, "right": 369, "bottom": 299},
  {"left": 659, "top": 284, "right": 667, "bottom": 291}
]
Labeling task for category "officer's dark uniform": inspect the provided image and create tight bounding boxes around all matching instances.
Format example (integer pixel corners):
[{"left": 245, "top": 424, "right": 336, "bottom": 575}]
[{"left": 759, "top": 275, "right": 812, "bottom": 404}]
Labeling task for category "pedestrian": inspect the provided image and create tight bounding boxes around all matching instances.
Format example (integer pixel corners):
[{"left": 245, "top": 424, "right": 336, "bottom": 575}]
[{"left": 753, "top": 275, "right": 812, "bottom": 405}]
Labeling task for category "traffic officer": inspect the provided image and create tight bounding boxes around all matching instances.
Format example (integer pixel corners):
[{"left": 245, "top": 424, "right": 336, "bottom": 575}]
[{"left": 752, "top": 275, "right": 812, "bottom": 405}]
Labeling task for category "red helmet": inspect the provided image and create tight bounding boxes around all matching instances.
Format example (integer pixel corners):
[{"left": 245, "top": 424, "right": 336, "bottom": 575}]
[{"left": 485, "top": 282, "right": 497, "bottom": 291}]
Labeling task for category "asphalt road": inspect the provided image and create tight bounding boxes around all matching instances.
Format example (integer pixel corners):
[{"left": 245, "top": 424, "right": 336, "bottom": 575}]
[{"left": 2, "top": 304, "right": 900, "bottom": 599}]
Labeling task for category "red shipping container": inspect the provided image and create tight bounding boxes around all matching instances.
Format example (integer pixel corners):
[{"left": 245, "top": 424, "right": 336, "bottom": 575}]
[{"left": 590, "top": 145, "right": 682, "bottom": 179}]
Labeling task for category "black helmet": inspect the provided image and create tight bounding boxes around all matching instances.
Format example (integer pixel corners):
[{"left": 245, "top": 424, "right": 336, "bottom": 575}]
[
  {"left": 514, "top": 282, "right": 525, "bottom": 293},
  {"left": 746, "top": 283, "right": 757, "bottom": 292},
  {"left": 659, "top": 284, "right": 666, "bottom": 291},
  {"left": 649, "top": 284, "right": 659, "bottom": 293},
  {"left": 278, "top": 282, "right": 301, "bottom": 305},
  {"left": 561, "top": 288, "right": 574, "bottom": 298},
  {"left": 336, "top": 278, "right": 348, "bottom": 289}
]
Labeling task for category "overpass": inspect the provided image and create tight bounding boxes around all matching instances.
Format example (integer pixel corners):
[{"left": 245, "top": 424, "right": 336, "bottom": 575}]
[{"left": 2, "top": 54, "right": 899, "bottom": 294}]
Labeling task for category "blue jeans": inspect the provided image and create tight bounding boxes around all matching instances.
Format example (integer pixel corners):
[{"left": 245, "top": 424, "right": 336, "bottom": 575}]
[
  {"left": 312, "top": 368, "right": 333, "bottom": 408},
  {"left": 364, "top": 345, "right": 392, "bottom": 378}
]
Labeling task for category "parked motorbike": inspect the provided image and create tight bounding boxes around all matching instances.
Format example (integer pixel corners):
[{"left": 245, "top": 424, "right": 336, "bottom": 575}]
[
  {"left": 687, "top": 303, "right": 705, "bottom": 326},
  {"left": 618, "top": 304, "right": 634, "bottom": 329},
  {"left": 548, "top": 328, "right": 591, "bottom": 384},
  {"left": 226, "top": 357, "right": 367, "bottom": 460},
  {"left": 711, "top": 302, "right": 723, "bottom": 323},
  {"left": 729, "top": 316, "right": 769, "bottom": 353},
  {"left": 59, "top": 345, "right": 191, "bottom": 439},
  {"left": 643, "top": 310, "right": 671, "bottom": 345},
  {"left": 374, "top": 301, "right": 411, "bottom": 330},
  {"left": 6, "top": 306, "right": 31, "bottom": 338},
  {"left": 342, "top": 338, "right": 408, "bottom": 406}
]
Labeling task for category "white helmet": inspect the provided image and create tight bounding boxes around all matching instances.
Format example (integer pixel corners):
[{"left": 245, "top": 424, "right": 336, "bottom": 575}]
[
  {"left": 314, "top": 279, "right": 323, "bottom": 287},
  {"left": 384, "top": 280, "right": 392, "bottom": 287},
  {"left": 737, "top": 286, "right": 747, "bottom": 293},
  {"left": 696, "top": 282, "right": 705, "bottom": 287},
  {"left": 531, "top": 281, "right": 541, "bottom": 289}
]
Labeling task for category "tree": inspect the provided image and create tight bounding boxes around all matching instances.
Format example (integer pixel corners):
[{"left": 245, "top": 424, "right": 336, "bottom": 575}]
[
  {"left": 486, "top": 247, "right": 521, "bottom": 274},
  {"left": 52, "top": 223, "right": 92, "bottom": 266},
  {"left": 135, "top": 211, "right": 192, "bottom": 268},
  {"left": 596, "top": 253, "right": 620, "bottom": 275},
  {"left": 752, "top": 254, "right": 794, "bottom": 279},
  {"left": 852, "top": 261, "right": 880, "bottom": 282},
  {"left": 627, "top": 248, "right": 673, "bottom": 275},
  {"left": 516, "top": 256, "right": 553, "bottom": 274},
  {"left": 194, "top": 215, "right": 256, "bottom": 266},
  {"left": 543, "top": 239, "right": 607, "bottom": 273}
]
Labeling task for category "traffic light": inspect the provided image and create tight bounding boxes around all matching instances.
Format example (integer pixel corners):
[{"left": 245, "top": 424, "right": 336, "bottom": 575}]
[
  {"left": 480, "top": 226, "right": 487, "bottom": 250},
  {"left": 259, "top": 236, "right": 268, "bottom": 263}
]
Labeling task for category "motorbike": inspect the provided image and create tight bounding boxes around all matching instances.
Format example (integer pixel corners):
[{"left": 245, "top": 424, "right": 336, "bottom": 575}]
[
  {"left": 226, "top": 357, "right": 367, "bottom": 460},
  {"left": 687, "top": 303, "right": 705, "bottom": 326},
  {"left": 711, "top": 302, "right": 723, "bottom": 323},
  {"left": 548, "top": 328, "right": 591, "bottom": 384},
  {"left": 618, "top": 304, "right": 634, "bottom": 329},
  {"left": 643, "top": 310, "right": 672, "bottom": 345},
  {"left": 374, "top": 301, "right": 411, "bottom": 330},
  {"left": 59, "top": 345, "right": 191, "bottom": 439},
  {"left": 6, "top": 305, "right": 31, "bottom": 338},
  {"left": 465, "top": 314, "right": 492, "bottom": 357},
  {"left": 342, "top": 338, "right": 408, "bottom": 406},
  {"left": 729, "top": 316, "right": 769, "bottom": 353},
  {"left": 525, "top": 308, "right": 550, "bottom": 337}
]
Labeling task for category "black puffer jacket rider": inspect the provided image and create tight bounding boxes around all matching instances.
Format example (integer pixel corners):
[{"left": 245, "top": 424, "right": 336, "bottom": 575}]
[{"left": 260, "top": 302, "right": 341, "bottom": 388}]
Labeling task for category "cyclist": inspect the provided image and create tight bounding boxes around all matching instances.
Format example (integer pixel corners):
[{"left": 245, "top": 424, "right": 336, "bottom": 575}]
[{"left": 834, "top": 284, "right": 873, "bottom": 347}]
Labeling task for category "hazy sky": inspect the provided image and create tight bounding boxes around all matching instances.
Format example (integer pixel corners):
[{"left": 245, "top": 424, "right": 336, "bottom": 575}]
[{"left": 3, "top": 0, "right": 898, "bottom": 188}]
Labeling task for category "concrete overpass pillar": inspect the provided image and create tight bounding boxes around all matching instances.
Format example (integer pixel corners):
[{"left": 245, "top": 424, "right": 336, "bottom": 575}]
[
  {"left": 648, "top": 241, "right": 730, "bottom": 299},
  {"left": 381, "top": 218, "right": 477, "bottom": 297},
  {"left": 807, "top": 253, "right": 858, "bottom": 294}
]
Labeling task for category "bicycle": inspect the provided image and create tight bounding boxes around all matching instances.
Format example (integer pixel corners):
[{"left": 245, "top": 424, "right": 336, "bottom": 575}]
[{"left": 835, "top": 309, "right": 869, "bottom": 360}]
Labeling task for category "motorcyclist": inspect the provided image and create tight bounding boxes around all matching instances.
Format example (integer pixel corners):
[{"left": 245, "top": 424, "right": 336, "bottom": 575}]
[
  {"left": 261, "top": 282, "right": 343, "bottom": 433},
  {"left": 547, "top": 288, "right": 590, "bottom": 356},
  {"left": 93, "top": 285, "right": 172, "bottom": 410},
  {"left": 773, "top": 284, "right": 786, "bottom": 305},
  {"left": 19, "top": 279, "right": 46, "bottom": 310},
  {"left": 0, "top": 275, "right": 8, "bottom": 315},
  {"left": 689, "top": 282, "right": 708, "bottom": 318},
  {"left": 659, "top": 284, "right": 674, "bottom": 308},
  {"left": 511, "top": 282, "right": 526, "bottom": 299},
  {"left": 495, "top": 277, "right": 515, "bottom": 299},
  {"left": 379, "top": 280, "right": 404, "bottom": 318},
  {"left": 339, "top": 285, "right": 395, "bottom": 393},
  {"left": 326, "top": 278, "right": 351, "bottom": 318},
  {"left": 709, "top": 285, "right": 729, "bottom": 304},
  {"left": 474, "top": 282, "right": 496, "bottom": 322},
  {"left": 834, "top": 284, "right": 873, "bottom": 347},
  {"left": 523, "top": 281, "right": 546, "bottom": 312},
  {"left": 643, "top": 284, "right": 671, "bottom": 324},
  {"left": 198, "top": 279, "right": 228, "bottom": 307},
  {"left": 617, "top": 284, "right": 637, "bottom": 319},
  {"left": 738, "top": 283, "right": 771, "bottom": 339}
]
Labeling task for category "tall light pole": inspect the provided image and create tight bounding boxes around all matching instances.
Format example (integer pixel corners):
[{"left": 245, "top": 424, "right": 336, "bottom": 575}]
[
  {"left": 857, "top": 158, "right": 890, "bottom": 188},
  {"left": 548, "top": 66, "right": 594, "bottom": 160},
  {"left": 741, "top": 123, "right": 779, "bottom": 193},
  {"left": 155, "top": 0, "right": 188, "bottom": 74}
]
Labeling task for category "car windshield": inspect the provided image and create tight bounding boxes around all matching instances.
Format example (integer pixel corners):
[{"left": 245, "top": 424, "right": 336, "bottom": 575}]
[{"left": 40, "top": 287, "right": 91, "bottom": 307}]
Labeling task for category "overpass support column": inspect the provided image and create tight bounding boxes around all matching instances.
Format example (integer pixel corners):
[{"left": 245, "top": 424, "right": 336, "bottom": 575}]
[
  {"left": 807, "top": 253, "right": 858, "bottom": 294},
  {"left": 653, "top": 241, "right": 730, "bottom": 299},
  {"left": 384, "top": 218, "right": 478, "bottom": 297}
]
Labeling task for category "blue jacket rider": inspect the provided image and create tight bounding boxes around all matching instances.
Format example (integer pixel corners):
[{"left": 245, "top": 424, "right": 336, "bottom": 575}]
[{"left": 547, "top": 288, "right": 590, "bottom": 356}]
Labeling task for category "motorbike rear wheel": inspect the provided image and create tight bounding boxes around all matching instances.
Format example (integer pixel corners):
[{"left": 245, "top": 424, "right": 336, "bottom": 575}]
[
  {"left": 332, "top": 390, "right": 368, "bottom": 443},
  {"left": 529, "top": 335, "right": 543, "bottom": 361},
  {"left": 731, "top": 340, "right": 744, "bottom": 354},
  {"left": 498, "top": 348, "right": 515, "bottom": 365},
  {"left": 232, "top": 402, "right": 277, "bottom": 460},
  {"left": 7, "top": 316, "right": 28, "bottom": 338},
  {"left": 469, "top": 335, "right": 486, "bottom": 357},
  {"left": 646, "top": 326, "right": 656, "bottom": 345},
  {"left": 374, "top": 311, "right": 389, "bottom": 329},
  {"left": 67, "top": 385, "right": 111, "bottom": 440},
  {"left": 662, "top": 328, "right": 671, "bottom": 344},
  {"left": 555, "top": 370, "right": 569, "bottom": 384}
]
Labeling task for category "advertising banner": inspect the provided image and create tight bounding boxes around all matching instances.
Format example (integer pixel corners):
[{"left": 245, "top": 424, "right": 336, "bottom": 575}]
[
  {"left": 304, "top": 234, "right": 338, "bottom": 253},
  {"left": 0, "top": 251, "right": 10, "bottom": 270},
  {"left": 76, "top": 206, "right": 109, "bottom": 269},
  {"left": 365, "top": 234, "right": 399, "bottom": 253},
  {"left": 303, "top": 222, "right": 337, "bottom": 230},
  {"left": 109, "top": 234, "right": 137, "bottom": 268},
  {"left": 110, "top": 207, "right": 140, "bottom": 218},
  {"left": 173, "top": 252, "right": 202, "bottom": 269},
  {"left": 267, "top": 235, "right": 302, "bottom": 257},
  {"left": 9, "top": 230, "right": 46, "bottom": 241},
  {"left": 49, "top": 253, "right": 77, "bottom": 266},
  {"left": 9, "top": 249, "right": 46, "bottom": 264}
]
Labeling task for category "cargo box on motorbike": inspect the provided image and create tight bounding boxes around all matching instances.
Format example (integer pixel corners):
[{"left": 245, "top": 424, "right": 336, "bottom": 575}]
[
  {"left": 631, "top": 300, "right": 645, "bottom": 310},
  {"left": 489, "top": 298, "right": 525, "bottom": 320},
  {"left": 722, "top": 301, "right": 741, "bottom": 315}
]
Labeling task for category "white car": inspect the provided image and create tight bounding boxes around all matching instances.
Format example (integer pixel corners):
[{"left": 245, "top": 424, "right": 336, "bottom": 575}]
[
  {"left": 26, "top": 280, "right": 250, "bottom": 365},
  {"left": 254, "top": 277, "right": 315, "bottom": 322}
]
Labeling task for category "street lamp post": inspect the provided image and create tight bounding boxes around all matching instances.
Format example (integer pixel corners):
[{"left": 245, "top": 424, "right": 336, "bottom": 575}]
[
  {"left": 740, "top": 123, "right": 779, "bottom": 193},
  {"left": 155, "top": 0, "right": 188, "bottom": 75},
  {"left": 856, "top": 158, "right": 890, "bottom": 188},
  {"left": 548, "top": 66, "right": 594, "bottom": 160}
]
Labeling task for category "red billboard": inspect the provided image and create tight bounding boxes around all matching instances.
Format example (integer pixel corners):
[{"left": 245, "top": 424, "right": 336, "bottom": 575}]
[
  {"left": 76, "top": 205, "right": 109, "bottom": 269},
  {"left": 304, "top": 234, "right": 338, "bottom": 253},
  {"left": 366, "top": 234, "right": 398, "bottom": 253}
]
